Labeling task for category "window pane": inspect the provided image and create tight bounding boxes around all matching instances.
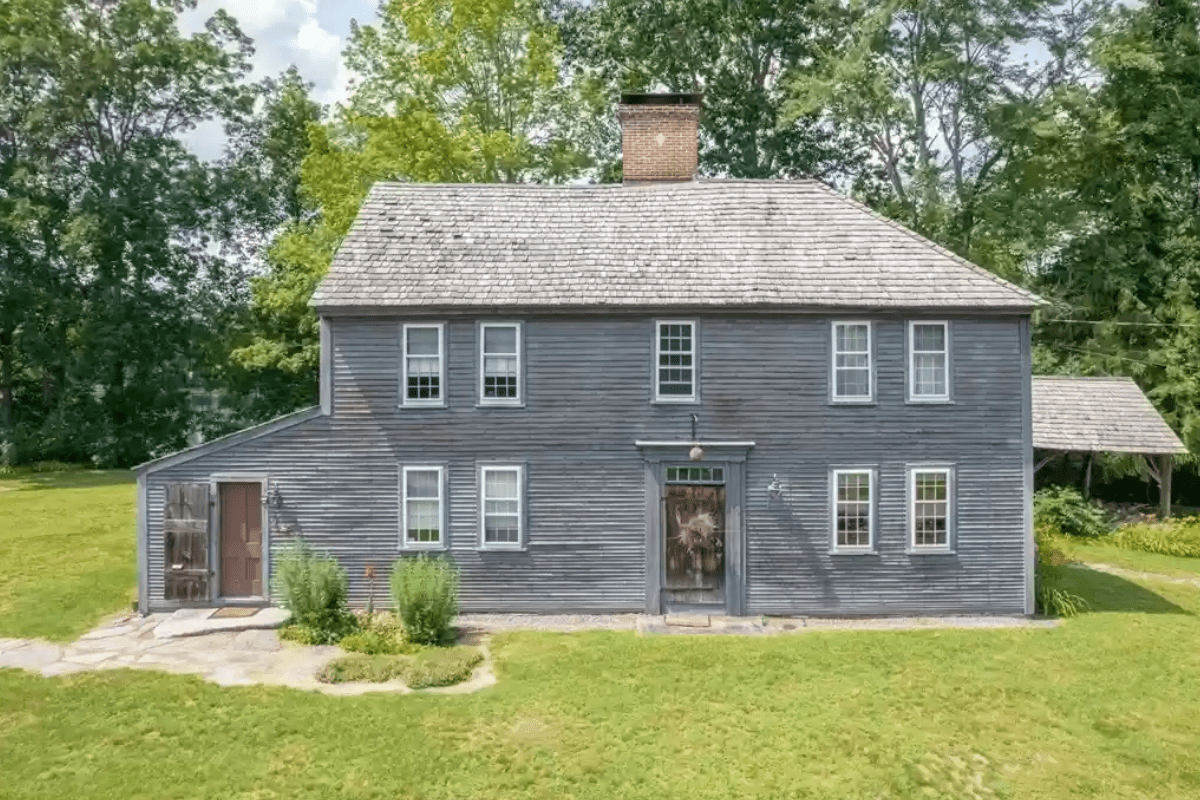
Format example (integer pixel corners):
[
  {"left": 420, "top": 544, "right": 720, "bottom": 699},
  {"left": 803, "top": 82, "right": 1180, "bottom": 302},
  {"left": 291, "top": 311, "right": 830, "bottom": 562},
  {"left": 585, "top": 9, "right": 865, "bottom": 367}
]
[
  {"left": 406, "top": 327, "right": 439, "bottom": 356},
  {"left": 484, "top": 326, "right": 517, "bottom": 354},
  {"left": 484, "top": 469, "right": 518, "bottom": 500},
  {"left": 835, "top": 472, "right": 871, "bottom": 547},
  {"left": 484, "top": 515, "right": 520, "bottom": 543},
  {"left": 912, "top": 324, "right": 945, "bottom": 352},
  {"left": 406, "top": 498, "right": 440, "bottom": 543},
  {"left": 836, "top": 324, "right": 869, "bottom": 353},
  {"left": 913, "top": 471, "right": 948, "bottom": 546},
  {"left": 836, "top": 369, "right": 869, "bottom": 397},
  {"left": 406, "top": 469, "right": 439, "bottom": 498}
]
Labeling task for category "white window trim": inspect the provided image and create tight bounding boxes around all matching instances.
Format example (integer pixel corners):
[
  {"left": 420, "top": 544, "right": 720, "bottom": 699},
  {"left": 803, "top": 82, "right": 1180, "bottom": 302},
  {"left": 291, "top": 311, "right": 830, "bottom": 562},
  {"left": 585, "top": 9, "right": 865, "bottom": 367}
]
[
  {"left": 400, "top": 322, "right": 446, "bottom": 408},
  {"left": 830, "top": 467, "right": 876, "bottom": 554},
  {"left": 478, "top": 322, "right": 523, "bottom": 406},
  {"left": 908, "top": 320, "right": 950, "bottom": 402},
  {"left": 830, "top": 320, "right": 874, "bottom": 403},
  {"left": 908, "top": 465, "right": 955, "bottom": 553},
  {"left": 399, "top": 465, "right": 446, "bottom": 551},
  {"left": 654, "top": 319, "right": 698, "bottom": 403},
  {"left": 479, "top": 464, "right": 525, "bottom": 550}
]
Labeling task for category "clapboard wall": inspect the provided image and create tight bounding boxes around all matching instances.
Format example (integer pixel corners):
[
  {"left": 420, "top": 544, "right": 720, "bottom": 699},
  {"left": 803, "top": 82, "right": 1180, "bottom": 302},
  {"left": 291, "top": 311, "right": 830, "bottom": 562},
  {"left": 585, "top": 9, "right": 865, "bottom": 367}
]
[{"left": 140, "top": 312, "right": 1031, "bottom": 615}]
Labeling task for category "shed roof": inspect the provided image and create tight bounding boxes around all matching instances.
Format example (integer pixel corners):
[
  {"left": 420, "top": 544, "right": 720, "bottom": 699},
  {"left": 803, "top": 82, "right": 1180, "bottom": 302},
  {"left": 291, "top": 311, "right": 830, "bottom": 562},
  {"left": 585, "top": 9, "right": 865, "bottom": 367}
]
[
  {"left": 312, "top": 179, "right": 1041, "bottom": 313},
  {"left": 1032, "top": 377, "right": 1186, "bottom": 454}
]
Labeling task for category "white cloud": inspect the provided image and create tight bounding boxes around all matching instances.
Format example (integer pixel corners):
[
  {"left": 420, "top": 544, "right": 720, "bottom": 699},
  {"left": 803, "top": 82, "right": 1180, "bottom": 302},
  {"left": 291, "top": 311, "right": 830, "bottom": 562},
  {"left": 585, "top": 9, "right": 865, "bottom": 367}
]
[{"left": 178, "top": 0, "right": 376, "bottom": 160}]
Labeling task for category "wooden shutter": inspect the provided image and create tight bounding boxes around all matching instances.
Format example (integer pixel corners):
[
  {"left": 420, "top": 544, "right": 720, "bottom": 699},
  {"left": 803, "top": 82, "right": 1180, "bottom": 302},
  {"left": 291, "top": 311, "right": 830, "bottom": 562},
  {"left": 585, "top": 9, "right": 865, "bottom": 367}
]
[{"left": 164, "top": 484, "right": 211, "bottom": 601}]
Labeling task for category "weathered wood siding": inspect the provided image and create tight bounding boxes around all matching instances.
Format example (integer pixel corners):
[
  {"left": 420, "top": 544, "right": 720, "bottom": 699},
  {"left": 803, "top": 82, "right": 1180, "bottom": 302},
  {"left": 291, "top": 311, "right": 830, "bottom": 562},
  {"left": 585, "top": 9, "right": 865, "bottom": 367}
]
[{"left": 142, "top": 313, "right": 1029, "bottom": 615}]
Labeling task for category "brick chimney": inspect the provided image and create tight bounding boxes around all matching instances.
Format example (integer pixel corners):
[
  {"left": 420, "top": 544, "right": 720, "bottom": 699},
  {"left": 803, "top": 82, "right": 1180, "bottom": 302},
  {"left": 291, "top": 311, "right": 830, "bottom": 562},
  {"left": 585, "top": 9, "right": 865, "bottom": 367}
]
[{"left": 617, "top": 92, "right": 701, "bottom": 183}]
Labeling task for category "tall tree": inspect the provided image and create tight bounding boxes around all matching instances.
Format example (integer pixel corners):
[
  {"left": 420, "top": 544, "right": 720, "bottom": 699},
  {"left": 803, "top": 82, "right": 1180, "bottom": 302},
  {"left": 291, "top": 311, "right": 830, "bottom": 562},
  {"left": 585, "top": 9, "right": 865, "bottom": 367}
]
[
  {"left": 787, "top": 0, "right": 1107, "bottom": 278},
  {"left": 555, "top": 0, "right": 861, "bottom": 180},
  {"left": 0, "top": 0, "right": 255, "bottom": 466}
]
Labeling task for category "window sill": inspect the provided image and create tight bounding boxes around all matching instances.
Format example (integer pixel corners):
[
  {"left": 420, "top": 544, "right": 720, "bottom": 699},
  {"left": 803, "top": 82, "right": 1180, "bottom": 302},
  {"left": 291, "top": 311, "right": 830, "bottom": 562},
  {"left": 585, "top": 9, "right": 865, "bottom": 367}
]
[
  {"left": 905, "top": 398, "right": 954, "bottom": 405},
  {"left": 652, "top": 398, "right": 699, "bottom": 405},
  {"left": 399, "top": 543, "right": 448, "bottom": 552},
  {"left": 828, "top": 399, "right": 876, "bottom": 407},
  {"left": 475, "top": 545, "right": 527, "bottom": 553},
  {"left": 399, "top": 402, "right": 448, "bottom": 410},
  {"left": 829, "top": 548, "right": 878, "bottom": 556},
  {"left": 476, "top": 401, "right": 525, "bottom": 409},
  {"left": 907, "top": 547, "right": 955, "bottom": 556}
]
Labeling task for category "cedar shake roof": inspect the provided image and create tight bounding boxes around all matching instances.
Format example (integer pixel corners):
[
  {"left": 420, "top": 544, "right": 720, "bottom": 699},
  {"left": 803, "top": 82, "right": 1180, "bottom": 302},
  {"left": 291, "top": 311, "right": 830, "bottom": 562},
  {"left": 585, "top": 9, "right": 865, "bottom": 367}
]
[
  {"left": 312, "top": 179, "right": 1042, "bottom": 312},
  {"left": 1032, "top": 377, "right": 1187, "bottom": 454}
]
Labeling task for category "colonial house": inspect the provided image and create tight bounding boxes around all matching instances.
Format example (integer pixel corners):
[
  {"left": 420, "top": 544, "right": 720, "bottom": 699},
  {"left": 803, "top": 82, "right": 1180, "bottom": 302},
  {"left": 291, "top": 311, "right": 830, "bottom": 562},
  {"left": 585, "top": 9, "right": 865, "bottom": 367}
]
[{"left": 134, "top": 93, "right": 1039, "bottom": 617}]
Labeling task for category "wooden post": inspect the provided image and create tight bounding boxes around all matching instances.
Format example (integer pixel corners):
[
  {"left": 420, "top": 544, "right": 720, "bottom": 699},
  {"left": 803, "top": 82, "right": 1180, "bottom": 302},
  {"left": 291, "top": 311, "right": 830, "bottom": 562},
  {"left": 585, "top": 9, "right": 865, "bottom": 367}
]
[
  {"left": 1082, "top": 453, "right": 1094, "bottom": 500},
  {"left": 1160, "top": 454, "right": 1173, "bottom": 519}
]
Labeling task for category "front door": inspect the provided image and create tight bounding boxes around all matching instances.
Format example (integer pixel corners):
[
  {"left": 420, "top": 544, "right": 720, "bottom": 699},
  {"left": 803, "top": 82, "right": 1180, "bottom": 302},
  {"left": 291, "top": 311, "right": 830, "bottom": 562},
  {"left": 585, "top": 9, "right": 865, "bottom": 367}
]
[
  {"left": 219, "top": 482, "right": 263, "bottom": 597},
  {"left": 663, "top": 470, "right": 726, "bottom": 608}
]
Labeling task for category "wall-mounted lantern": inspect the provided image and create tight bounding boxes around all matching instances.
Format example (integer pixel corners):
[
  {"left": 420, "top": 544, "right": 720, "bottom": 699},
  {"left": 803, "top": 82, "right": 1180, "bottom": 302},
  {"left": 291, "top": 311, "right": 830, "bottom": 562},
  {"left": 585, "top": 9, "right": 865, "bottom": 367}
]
[
  {"left": 266, "top": 484, "right": 283, "bottom": 510},
  {"left": 767, "top": 474, "right": 784, "bottom": 499}
]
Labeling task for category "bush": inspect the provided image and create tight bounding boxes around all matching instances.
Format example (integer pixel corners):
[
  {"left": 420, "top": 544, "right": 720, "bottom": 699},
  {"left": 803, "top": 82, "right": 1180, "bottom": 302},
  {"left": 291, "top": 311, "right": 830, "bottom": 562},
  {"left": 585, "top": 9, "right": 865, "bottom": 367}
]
[
  {"left": 1034, "top": 524, "right": 1088, "bottom": 617},
  {"left": 390, "top": 555, "right": 460, "bottom": 646},
  {"left": 1109, "top": 517, "right": 1200, "bottom": 558},
  {"left": 339, "top": 615, "right": 425, "bottom": 655},
  {"left": 272, "top": 538, "right": 357, "bottom": 643},
  {"left": 1034, "top": 486, "right": 1112, "bottom": 538},
  {"left": 315, "top": 647, "right": 483, "bottom": 688}
]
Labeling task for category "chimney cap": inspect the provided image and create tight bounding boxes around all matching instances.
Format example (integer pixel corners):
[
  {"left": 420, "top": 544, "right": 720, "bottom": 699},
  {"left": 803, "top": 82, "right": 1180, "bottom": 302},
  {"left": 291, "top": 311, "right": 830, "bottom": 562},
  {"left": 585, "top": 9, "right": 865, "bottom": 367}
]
[{"left": 619, "top": 92, "right": 702, "bottom": 107}]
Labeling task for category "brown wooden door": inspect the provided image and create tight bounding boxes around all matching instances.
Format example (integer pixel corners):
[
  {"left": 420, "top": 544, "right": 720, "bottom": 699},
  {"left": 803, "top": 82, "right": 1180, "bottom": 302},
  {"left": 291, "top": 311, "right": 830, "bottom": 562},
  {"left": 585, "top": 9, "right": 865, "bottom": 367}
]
[
  {"left": 164, "top": 484, "right": 210, "bottom": 601},
  {"left": 664, "top": 484, "right": 726, "bottom": 605},
  {"left": 219, "top": 483, "right": 263, "bottom": 597}
]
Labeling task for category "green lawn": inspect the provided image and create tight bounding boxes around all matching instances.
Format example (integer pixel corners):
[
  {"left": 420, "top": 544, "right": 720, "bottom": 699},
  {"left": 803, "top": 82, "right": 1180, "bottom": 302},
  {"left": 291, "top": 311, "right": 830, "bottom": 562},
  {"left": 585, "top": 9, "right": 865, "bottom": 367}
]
[
  {"left": 1060, "top": 536, "right": 1200, "bottom": 578},
  {"left": 3, "top": 475, "right": 1200, "bottom": 797},
  {"left": 0, "top": 470, "right": 135, "bottom": 640}
]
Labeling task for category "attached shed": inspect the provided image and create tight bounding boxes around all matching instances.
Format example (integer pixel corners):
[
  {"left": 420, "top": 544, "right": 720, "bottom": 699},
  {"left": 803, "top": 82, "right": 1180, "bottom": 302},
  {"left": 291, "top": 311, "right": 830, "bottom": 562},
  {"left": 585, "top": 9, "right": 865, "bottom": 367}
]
[{"left": 1032, "top": 376, "right": 1187, "bottom": 515}]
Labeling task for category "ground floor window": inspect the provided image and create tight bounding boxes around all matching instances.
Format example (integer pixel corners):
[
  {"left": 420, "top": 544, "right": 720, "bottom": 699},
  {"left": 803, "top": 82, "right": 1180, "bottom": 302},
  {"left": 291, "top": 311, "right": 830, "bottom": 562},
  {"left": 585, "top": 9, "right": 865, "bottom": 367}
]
[
  {"left": 401, "top": 466, "right": 443, "bottom": 548},
  {"left": 911, "top": 467, "right": 952, "bottom": 549},
  {"left": 481, "top": 465, "right": 523, "bottom": 548},
  {"left": 832, "top": 469, "right": 874, "bottom": 552}
]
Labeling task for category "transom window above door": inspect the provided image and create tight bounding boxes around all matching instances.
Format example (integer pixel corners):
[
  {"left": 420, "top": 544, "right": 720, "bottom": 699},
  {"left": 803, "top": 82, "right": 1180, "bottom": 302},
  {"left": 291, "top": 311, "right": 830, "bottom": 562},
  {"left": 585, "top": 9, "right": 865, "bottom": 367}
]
[
  {"left": 401, "top": 323, "right": 445, "bottom": 407},
  {"left": 655, "top": 320, "right": 696, "bottom": 402},
  {"left": 480, "top": 322, "right": 522, "bottom": 405}
]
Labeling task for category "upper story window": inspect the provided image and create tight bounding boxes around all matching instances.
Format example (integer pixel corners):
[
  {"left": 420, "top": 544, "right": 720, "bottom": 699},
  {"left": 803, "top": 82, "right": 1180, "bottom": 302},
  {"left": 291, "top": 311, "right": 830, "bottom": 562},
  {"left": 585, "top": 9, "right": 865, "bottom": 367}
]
[
  {"left": 655, "top": 320, "right": 696, "bottom": 402},
  {"left": 831, "top": 321, "right": 873, "bottom": 402},
  {"left": 831, "top": 468, "right": 875, "bottom": 553},
  {"left": 402, "top": 323, "right": 445, "bottom": 407},
  {"left": 909, "top": 321, "right": 949, "bottom": 401},
  {"left": 480, "top": 322, "right": 521, "bottom": 405},
  {"left": 911, "top": 467, "right": 953, "bottom": 551},
  {"left": 480, "top": 465, "right": 524, "bottom": 549},
  {"left": 401, "top": 465, "right": 444, "bottom": 549}
]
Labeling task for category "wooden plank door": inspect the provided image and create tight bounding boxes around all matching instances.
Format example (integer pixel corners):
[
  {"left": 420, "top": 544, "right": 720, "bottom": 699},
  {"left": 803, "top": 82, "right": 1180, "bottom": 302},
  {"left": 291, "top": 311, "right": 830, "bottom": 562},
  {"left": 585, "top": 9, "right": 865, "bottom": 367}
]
[
  {"left": 663, "top": 484, "right": 726, "bottom": 606},
  {"left": 164, "top": 484, "right": 210, "bottom": 601},
  {"left": 219, "top": 482, "right": 263, "bottom": 597}
]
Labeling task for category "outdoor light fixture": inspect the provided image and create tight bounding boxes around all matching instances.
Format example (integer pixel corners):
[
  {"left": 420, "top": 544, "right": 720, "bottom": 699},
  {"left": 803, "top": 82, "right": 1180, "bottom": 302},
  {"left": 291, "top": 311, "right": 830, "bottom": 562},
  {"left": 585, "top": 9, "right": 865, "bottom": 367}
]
[
  {"left": 767, "top": 474, "right": 784, "bottom": 499},
  {"left": 689, "top": 445, "right": 705, "bottom": 461},
  {"left": 266, "top": 485, "right": 283, "bottom": 509}
]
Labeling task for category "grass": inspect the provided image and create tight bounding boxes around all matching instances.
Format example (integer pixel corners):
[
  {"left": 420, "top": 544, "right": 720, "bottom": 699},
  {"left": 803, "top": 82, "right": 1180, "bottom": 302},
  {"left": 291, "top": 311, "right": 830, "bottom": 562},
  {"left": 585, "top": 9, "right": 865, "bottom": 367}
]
[
  {"left": 317, "top": 647, "right": 484, "bottom": 688},
  {"left": 0, "top": 469, "right": 135, "bottom": 640},
  {"left": 2, "top": 565, "right": 1200, "bottom": 798},
  {"left": 1059, "top": 536, "right": 1200, "bottom": 578}
]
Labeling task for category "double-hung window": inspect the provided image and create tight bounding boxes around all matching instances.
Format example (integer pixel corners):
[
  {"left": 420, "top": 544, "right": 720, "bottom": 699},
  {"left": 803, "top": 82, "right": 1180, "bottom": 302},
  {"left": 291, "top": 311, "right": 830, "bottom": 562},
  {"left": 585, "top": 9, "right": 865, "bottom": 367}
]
[
  {"left": 832, "top": 322, "right": 872, "bottom": 402},
  {"left": 401, "top": 466, "right": 444, "bottom": 549},
  {"left": 909, "top": 321, "right": 949, "bottom": 401},
  {"left": 402, "top": 323, "right": 445, "bottom": 406},
  {"left": 480, "top": 322, "right": 521, "bottom": 405},
  {"left": 480, "top": 465, "right": 523, "bottom": 549},
  {"left": 910, "top": 467, "right": 953, "bottom": 550},
  {"left": 655, "top": 321, "right": 696, "bottom": 402},
  {"left": 831, "top": 469, "right": 875, "bottom": 552}
]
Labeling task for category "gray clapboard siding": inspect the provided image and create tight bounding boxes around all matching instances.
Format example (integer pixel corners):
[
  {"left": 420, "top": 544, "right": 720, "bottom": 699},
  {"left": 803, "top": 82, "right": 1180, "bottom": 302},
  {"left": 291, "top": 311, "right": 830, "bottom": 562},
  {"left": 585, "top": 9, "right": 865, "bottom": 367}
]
[{"left": 140, "top": 312, "right": 1028, "bottom": 615}]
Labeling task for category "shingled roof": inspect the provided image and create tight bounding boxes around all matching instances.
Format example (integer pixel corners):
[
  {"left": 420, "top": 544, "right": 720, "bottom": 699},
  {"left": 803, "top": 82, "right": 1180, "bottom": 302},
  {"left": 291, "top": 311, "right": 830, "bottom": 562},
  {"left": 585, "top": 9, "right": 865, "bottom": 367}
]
[
  {"left": 1032, "top": 377, "right": 1187, "bottom": 454},
  {"left": 312, "top": 180, "right": 1041, "bottom": 312}
]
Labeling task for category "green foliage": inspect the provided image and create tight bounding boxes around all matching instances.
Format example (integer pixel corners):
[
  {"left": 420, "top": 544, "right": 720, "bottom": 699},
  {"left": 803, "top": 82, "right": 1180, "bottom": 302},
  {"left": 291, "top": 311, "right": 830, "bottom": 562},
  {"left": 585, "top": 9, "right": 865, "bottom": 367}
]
[
  {"left": 316, "top": 647, "right": 483, "bottom": 687},
  {"left": 390, "top": 555, "right": 460, "bottom": 646},
  {"left": 1109, "top": 517, "right": 1200, "bottom": 559},
  {"left": 339, "top": 613, "right": 425, "bottom": 655},
  {"left": 1035, "top": 524, "right": 1089, "bottom": 617},
  {"left": 1034, "top": 486, "right": 1113, "bottom": 538},
  {"left": 272, "top": 539, "right": 357, "bottom": 643}
]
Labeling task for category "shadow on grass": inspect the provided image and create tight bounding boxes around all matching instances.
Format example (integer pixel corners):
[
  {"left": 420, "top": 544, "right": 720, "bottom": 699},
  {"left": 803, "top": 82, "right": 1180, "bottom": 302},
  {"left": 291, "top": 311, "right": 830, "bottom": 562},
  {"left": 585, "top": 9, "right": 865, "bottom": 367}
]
[
  {"left": 2, "top": 470, "right": 135, "bottom": 491},
  {"left": 1062, "top": 565, "right": 1192, "bottom": 615}
]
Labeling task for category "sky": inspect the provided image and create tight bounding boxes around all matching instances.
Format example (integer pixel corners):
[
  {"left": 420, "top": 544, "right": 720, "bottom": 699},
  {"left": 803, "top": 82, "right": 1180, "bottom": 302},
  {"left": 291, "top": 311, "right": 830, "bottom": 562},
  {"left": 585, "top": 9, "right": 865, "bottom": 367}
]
[{"left": 178, "top": 0, "right": 379, "bottom": 161}]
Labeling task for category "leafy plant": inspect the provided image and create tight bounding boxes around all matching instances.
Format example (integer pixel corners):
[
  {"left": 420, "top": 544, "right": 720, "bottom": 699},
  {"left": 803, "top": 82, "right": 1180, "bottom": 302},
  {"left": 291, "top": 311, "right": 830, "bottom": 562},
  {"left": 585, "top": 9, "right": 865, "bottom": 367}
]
[
  {"left": 1109, "top": 518, "right": 1200, "bottom": 559},
  {"left": 1034, "top": 487, "right": 1112, "bottom": 538},
  {"left": 316, "top": 647, "right": 482, "bottom": 688},
  {"left": 390, "top": 555, "right": 460, "bottom": 646},
  {"left": 1035, "top": 524, "right": 1088, "bottom": 617},
  {"left": 272, "top": 538, "right": 357, "bottom": 643},
  {"left": 339, "top": 615, "right": 424, "bottom": 655}
]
